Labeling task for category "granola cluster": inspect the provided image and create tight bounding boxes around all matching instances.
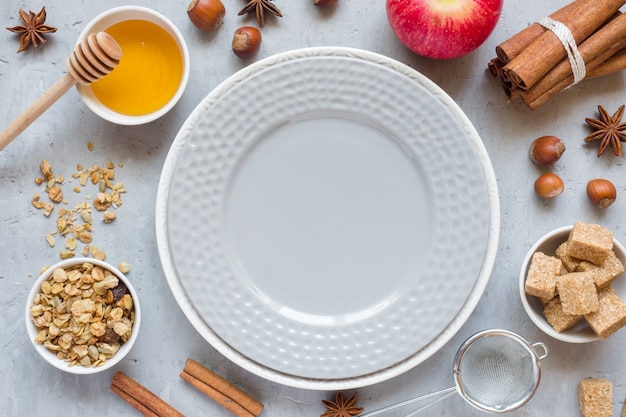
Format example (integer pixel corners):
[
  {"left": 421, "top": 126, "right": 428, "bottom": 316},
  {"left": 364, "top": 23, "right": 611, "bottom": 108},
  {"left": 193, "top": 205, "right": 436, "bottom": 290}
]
[
  {"left": 30, "top": 262, "right": 135, "bottom": 367},
  {"left": 31, "top": 158, "right": 126, "bottom": 261}
]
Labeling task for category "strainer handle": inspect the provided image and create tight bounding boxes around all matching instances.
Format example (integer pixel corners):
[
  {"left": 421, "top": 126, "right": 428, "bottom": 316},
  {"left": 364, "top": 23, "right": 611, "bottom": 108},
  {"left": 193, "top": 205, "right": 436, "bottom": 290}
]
[
  {"left": 358, "top": 387, "right": 456, "bottom": 417},
  {"left": 532, "top": 342, "right": 549, "bottom": 360}
]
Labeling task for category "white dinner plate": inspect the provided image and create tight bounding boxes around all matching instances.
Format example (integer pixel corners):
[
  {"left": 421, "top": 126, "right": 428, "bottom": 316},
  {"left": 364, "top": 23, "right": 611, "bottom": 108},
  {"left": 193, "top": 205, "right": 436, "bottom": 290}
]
[{"left": 156, "top": 47, "right": 500, "bottom": 389}]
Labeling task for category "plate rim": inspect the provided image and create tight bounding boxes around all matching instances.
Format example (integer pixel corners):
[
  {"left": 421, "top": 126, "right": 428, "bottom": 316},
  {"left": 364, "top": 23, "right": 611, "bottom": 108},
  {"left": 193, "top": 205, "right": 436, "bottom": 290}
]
[{"left": 155, "top": 46, "right": 500, "bottom": 390}]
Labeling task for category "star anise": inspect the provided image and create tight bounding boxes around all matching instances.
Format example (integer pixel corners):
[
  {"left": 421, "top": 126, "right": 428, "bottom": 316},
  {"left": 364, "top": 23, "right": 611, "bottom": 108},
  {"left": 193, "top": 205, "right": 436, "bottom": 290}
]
[
  {"left": 321, "top": 392, "right": 364, "bottom": 417},
  {"left": 584, "top": 104, "right": 626, "bottom": 157},
  {"left": 238, "top": 0, "right": 282, "bottom": 27},
  {"left": 6, "top": 7, "right": 57, "bottom": 53}
]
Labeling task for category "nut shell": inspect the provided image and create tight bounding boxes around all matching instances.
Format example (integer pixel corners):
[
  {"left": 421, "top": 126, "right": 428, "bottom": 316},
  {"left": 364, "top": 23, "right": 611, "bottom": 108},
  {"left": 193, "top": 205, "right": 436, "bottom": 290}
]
[
  {"left": 529, "top": 135, "right": 565, "bottom": 165},
  {"left": 232, "top": 26, "right": 262, "bottom": 58},
  {"left": 587, "top": 179, "right": 616, "bottom": 208},
  {"left": 534, "top": 172, "right": 564, "bottom": 198},
  {"left": 188, "top": 0, "right": 225, "bottom": 31}
]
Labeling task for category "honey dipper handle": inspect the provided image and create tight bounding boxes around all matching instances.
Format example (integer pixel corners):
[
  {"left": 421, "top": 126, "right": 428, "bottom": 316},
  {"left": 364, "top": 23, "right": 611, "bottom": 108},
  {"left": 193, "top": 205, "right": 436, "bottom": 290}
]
[{"left": 0, "top": 73, "right": 76, "bottom": 152}]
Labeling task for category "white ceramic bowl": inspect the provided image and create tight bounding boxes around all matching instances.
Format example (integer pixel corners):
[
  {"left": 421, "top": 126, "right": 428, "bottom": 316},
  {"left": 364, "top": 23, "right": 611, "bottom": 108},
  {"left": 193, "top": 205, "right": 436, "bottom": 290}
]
[
  {"left": 519, "top": 225, "right": 626, "bottom": 343},
  {"left": 75, "top": 6, "right": 190, "bottom": 125},
  {"left": 25, "top": 258, "right": 141, "bottom": 374}
]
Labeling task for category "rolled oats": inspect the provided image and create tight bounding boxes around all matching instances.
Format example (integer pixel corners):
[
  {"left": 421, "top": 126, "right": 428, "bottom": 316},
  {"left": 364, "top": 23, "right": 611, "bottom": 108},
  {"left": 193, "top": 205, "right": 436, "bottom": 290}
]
[
  {"left": 60, "top": 250, "right": 75, "bottom": 259},
  {"left": 32, "top": 158, "right": 126, "bottom": 262},
  {"left": 30, "top": 262, "right": 135, "bottom": 367},
  {"left": 47, "top": 185, "right": 63, "bottom": 203},
  {"left": 118, "top": 262, "right": 130, "bottom": 274},
  {"left": 103, "top": 211, "right": 116, "bottom": 224}
]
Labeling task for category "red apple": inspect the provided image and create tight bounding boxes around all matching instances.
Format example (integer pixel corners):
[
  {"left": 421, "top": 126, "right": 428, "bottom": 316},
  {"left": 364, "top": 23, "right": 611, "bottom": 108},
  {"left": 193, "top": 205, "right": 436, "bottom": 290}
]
[{"left": 386, "top": 0, "right": 503, "bottom": 59}]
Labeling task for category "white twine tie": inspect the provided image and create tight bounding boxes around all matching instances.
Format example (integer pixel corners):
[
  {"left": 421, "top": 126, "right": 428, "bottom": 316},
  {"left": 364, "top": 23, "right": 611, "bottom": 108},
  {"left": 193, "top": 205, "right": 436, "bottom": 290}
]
[{"left": 538, "top": 16, "right": 586, "bottom": 85}]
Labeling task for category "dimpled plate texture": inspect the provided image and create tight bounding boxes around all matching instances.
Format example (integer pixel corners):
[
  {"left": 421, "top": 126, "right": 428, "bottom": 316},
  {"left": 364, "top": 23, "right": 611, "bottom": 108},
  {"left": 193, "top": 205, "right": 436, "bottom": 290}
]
[{"left": 156, "top": 47, "right": 500, "bottom": 389}]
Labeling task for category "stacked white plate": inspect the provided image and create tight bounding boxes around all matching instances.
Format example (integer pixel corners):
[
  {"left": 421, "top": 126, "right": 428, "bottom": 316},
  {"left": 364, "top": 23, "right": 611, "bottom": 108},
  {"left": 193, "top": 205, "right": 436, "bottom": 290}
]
[{"left": 156, "top": 47, "right": 500, "bottom": 390}]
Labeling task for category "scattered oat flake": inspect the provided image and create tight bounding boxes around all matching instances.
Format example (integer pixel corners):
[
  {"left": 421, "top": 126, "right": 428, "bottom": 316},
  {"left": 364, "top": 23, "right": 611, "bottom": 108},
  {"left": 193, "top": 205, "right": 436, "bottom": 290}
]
[
  {"left": 66, "top": 237, "right": 77, "bottom": 251},
  {"left": 87, "top": 141, "right": 94, "bottom": 151},
  {"left": 103, "top": 211, "right": 116, "bottom": 223},
  {"left": 43, "top": 203, "right": 54, "bottom": 217},
  {"left": 45, "top": 233, "right": 55, "bottom": 247},
  {"left": 33, "top": 158, "right": 125, "bottom": 261},
  {"left": 118, "top": 262, "right": 130, "bottom": 274}
]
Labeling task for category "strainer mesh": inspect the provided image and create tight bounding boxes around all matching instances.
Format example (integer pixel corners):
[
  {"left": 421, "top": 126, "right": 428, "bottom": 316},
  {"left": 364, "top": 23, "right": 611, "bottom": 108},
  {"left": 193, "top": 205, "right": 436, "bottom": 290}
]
[{"left": 457, "top": 335, "right": 535, "bottom": 411}]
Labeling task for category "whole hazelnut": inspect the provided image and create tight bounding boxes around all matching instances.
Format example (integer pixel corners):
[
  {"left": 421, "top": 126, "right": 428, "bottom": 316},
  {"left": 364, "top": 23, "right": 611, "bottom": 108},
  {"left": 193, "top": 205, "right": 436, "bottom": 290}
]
[
  {"left": 534, "top": 172, "right": 564, "bottom": 199},
  {"left": 187, "top": 0, "right": 226, "bottom": 32},
  {"left": 529, "top": 135, "right": 565, "bottom": 165},
  {"left": 232, "top": 26, "right": 262, "bottom": 58},
  {"left": 587, "top": 179, "right": 616, "bottom": 208}
]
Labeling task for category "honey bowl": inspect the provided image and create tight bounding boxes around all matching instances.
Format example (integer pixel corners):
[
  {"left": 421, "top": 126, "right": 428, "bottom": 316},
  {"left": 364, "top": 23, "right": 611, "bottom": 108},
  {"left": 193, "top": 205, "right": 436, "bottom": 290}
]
[{"left": 76, "top": 6, "right": 190, "bottom": 125}]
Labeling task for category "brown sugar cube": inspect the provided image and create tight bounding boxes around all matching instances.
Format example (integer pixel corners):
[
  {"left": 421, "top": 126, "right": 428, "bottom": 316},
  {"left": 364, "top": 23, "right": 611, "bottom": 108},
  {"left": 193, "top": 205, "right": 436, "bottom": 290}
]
[
  {"left": 566, "top": 222, "right": 613, "bottom": 265},
  {"left": 577, "top": 250, "right": 624, "bottom": 290},
  {"left": 525, "top": 252, "right": 562, "bottom": 300},
  {"left": 585, "top": 286, "right": 626, "bottom": 338},
  {"left": 557, "top": 272, "right": 599, "bottom": 315},
  {"left": 556, "top": 241, "right": 583, "bottom": 272},
  {"left": 543, "top": 297, "right": 583, "bottom": 332},
  {"left": 578, "top": 378, "right": 612, "bottom": 417}
]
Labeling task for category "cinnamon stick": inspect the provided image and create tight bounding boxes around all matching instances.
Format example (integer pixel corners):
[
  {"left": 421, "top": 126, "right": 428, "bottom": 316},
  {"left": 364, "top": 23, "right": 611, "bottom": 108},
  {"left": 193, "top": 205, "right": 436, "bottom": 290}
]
[
  {"left": 526, "top": 48, "right": 626, "bottom": 109},
  {"left": 504, "top": 0, "right": 626, "bottom": 90},
  {"left": 587, "top": 47, "right": 626, "bottom": 78},
  {"left": 488, "top": 57, "right": 504, "bottom": 78},
  {"left": 110, "top": 385, "right": 161, "bottom": 417},
  {"left": 180, "top": 358, "right": 264, "bottom": 417},
  {"left": 520, "top": 13, "right": 626, "bottom": 104},
  {"left": 495, "top": 0, "right": 581, "bottom": 63},
  {"left": 110, "top": 371, "right": 185, "bottom": 417}
]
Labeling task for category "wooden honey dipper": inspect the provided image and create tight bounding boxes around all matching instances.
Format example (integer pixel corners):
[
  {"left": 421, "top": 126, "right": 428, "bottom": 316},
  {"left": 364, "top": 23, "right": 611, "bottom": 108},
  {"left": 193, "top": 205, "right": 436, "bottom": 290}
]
[{"left": 0, "top": 31, "right": 122, "bottom": 151}]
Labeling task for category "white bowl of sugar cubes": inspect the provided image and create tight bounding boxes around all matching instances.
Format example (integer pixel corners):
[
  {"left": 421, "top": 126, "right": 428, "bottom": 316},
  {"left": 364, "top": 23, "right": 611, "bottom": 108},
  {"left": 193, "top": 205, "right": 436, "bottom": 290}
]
[{"left": 520, "top": 222, "right": 626, "bottom": 343}]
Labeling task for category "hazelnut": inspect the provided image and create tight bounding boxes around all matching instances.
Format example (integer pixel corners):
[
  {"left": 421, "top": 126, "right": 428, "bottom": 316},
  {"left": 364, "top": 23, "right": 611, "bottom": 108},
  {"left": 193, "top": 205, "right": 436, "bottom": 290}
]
[
  {"left": 534, "top": 172, "right": 564, "bottom": 198},
  {"left": 232, "top": 26, "right": 262, "bottom": 58},
  {"left": 187, "top": 0, "right": 225, "bottom": 32},
  {"left": 529, "top": 135, "right": 565, "bottom": 165},
  {"left": 586, "top": 179, "right": 616, "bottom": 208}
]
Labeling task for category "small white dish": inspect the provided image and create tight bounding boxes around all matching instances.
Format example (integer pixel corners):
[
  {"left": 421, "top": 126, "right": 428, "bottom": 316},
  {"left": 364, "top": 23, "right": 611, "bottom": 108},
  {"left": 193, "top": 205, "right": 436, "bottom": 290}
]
[
  {"left": 519, "top": 225, "right": 626, "bottom": 343},
  {"left": 25, "top": 258, "right": 141, "bottom": 374},
  {"left": 75, "top": 6, "right": 190, "bottom": 125}
]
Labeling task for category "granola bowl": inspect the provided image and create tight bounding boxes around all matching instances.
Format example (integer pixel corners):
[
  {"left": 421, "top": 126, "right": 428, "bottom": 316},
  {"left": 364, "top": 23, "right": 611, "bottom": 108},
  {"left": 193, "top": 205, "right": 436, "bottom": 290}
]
[
  {"left": 519, "top": 225, "right": 626, "bottom": 343},
  {"left": 25, "top": 258, "right": 141, "bottom": 374}
]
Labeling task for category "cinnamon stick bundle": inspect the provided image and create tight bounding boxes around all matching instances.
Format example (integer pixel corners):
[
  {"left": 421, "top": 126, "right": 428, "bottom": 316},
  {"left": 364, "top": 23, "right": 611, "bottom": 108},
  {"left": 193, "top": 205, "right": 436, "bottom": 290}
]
[
  {"left": 497, "top": 48, "right": 626, "bottom": 104},
  {"left": 503, "top": 0, "right": 626, "bottom": 90},
  {"left": 495, "top": 0, "right": 581, "bottom": 64},
  {"left": 180, "top": 358, "right": 264, "bottom": 417},
  {"left": 110, "top": 371, "right": 185, "bottom": 417},
  {"left": 526, "top": 46, "right": 626, "bottom": 109},
  {"left": 520, "top": 13, "right": 626, "bottom": 104},
  {"left": 488, "top": 0, "right": 626, "bottom": 108}
]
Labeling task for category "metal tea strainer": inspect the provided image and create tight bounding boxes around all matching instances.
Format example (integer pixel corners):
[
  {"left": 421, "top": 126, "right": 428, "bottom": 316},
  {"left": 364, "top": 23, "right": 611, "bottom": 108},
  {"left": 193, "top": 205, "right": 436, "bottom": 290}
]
[{"left": 360, "top": 329, "right": 549, "bottom": 416}]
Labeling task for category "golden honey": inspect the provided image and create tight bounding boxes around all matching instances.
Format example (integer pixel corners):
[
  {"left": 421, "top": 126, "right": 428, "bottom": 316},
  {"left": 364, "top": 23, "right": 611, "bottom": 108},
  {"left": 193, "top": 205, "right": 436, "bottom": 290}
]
[{"left": 90, "top": 19, "right": 183, "bottom": 116}]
